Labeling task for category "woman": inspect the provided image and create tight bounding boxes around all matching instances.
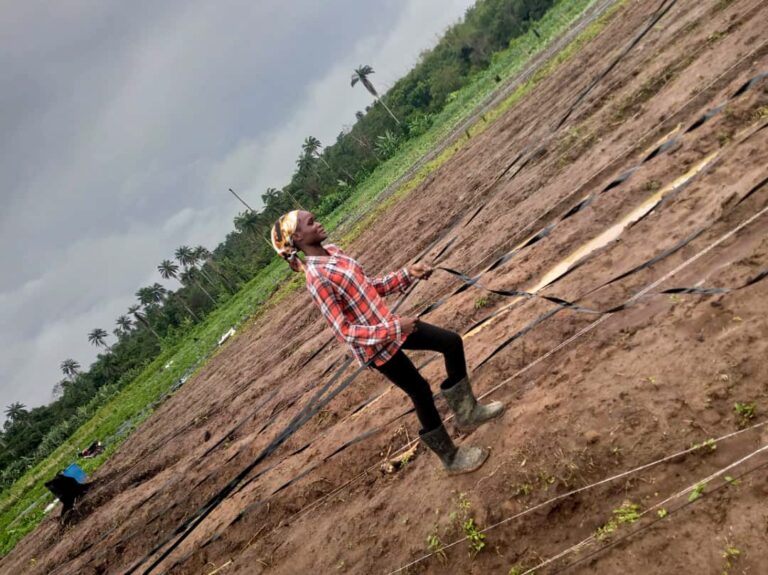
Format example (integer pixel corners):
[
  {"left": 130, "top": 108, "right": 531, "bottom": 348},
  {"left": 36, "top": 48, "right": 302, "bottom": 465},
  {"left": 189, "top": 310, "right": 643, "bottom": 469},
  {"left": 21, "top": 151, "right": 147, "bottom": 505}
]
[{"left": 271, "top": 210, "right": 504, "bottom": 475}]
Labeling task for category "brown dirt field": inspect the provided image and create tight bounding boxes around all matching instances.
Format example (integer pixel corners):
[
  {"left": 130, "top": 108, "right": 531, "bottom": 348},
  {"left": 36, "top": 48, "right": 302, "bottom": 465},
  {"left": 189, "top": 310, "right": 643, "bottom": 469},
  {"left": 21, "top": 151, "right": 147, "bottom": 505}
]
[{"left": 3, "top": 0, "right": 768, "bottom": 574}]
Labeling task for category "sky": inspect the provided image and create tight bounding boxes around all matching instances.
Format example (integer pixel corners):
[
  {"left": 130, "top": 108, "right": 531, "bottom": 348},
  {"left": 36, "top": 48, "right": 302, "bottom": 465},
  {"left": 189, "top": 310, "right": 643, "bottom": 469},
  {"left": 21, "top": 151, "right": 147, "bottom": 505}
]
[{"left": 0, "top": 0, "right": 476, "bottom": 419}]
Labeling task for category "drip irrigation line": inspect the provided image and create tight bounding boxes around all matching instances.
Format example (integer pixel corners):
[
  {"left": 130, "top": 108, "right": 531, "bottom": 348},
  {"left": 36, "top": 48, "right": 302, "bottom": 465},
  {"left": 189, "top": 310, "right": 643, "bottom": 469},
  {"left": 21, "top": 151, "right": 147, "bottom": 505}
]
[
  {"left": 555, "top": 0, "right": 679, "bottom": 130},
  {"left": 386, "top": 422, "right": 768, "bottom": 574},
  {"left": 520, "top": 442, "right": 768, "bottom": 575},
  {"left": 548, "top": 459, "right": 768, "bottom": 575}
]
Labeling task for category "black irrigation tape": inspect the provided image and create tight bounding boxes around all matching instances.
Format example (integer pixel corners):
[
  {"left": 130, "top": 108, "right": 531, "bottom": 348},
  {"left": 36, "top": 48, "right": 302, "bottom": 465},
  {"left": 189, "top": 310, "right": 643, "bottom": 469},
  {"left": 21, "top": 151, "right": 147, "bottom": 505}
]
[
  {"left": 474, "top": 265, "right": 768, "bottom": 370},
  {"left": 436, "top": 267, "right": 602, "bottom": 314},
  {"left": 555, "top": 0, "right": 679, "bottom": 130}
]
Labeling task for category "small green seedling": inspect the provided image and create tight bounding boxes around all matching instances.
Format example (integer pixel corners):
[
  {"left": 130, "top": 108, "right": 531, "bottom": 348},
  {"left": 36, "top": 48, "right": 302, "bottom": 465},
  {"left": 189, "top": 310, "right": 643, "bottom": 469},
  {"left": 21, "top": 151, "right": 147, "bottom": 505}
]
[
  {"left": 691, "top": 438, "right": 717, "bottom": 452},
  {"left": 724, "top": 475, "right": 740, "bottom": 487},
  {"left": 595, "top": 521, "right": 617, "bottom": 541},
  {"left": 688, "top": 482, "right": 706, "bottom": 502},
  {"left": 512, "top": 483, "right": 533, "bottom": 497},
  {"left": 463, "top": 518, "right": 486, "bottom": 556},
  {"left": 427, "top": 532, "right": 448, "bottom": 564},
  {"left": 474, "top": 296, "right": 491, "bottom": 310},
  {"left": 657, "top": 508, "right": 668, "bottom": 519},
  {"left": 721, "top": 542, "right": 741, "bottom": 574},
  {"left": 733, "top": 402, "right": 756, "bottom": 427},
  {"left": 596, "top": 501, "right": 640, "bottom": 541}
]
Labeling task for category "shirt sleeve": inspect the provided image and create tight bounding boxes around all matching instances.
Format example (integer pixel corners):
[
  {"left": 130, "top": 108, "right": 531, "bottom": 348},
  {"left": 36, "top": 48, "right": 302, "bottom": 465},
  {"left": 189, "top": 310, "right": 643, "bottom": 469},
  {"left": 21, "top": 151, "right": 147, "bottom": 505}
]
[
  {"left": 367, "top": 267, "right": 412, "bottom": 297},
  {"left": 307, "top": 274, "right": 402, "bottom": 346}
]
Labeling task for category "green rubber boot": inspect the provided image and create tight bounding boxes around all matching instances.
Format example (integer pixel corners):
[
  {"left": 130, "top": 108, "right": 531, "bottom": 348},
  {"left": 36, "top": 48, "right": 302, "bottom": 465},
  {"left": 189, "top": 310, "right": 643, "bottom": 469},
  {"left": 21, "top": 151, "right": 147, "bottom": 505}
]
[
  {"left": 419, "top": 424, "right": 489, "bottom": 476},
  {"left": 441, "top": 376, "right": 504, "bottom": 433}
]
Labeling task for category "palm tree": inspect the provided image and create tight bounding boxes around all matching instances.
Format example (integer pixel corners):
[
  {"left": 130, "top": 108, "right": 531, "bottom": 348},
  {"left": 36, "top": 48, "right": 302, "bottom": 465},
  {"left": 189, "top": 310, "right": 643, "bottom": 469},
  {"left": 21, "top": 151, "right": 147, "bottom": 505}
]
[
  {"left": 60, "top": 359, "right": 80, "bottom": 381},
  {"left": 4, "top": 402, "right": 28, "bottom": 423},
  {"left": 180, "top": 267, "right": 216, "bottom": 304},
  {"left": 351, "top": 65, "right": 400, "bottom": 125},
  {"left": 193, "top": 246, "right": 236, "bottom": 292},
  {"left": 175, "top": 246, "right": 217, "bottom": 303},
  {"left": 116, "top": 315, "right": 133, "bottom": 332},
  {"left": 128, "top": 304, "right": 161, "bottom": 341},
  {"left": 157, "top": 260, "right": 201, "bottom": 320},
  {"left": 150, "top": 282, "right": 167, "bottom": 302},
  {"left": 302, "top": 136, "right": 355, "bottom": 182},
  {"left": 136, "top": 286, "right": 160, "bottom": 307},
  {"left": 88, "top": 328, "right": 109, "bottom": 348},
  {"left": 174, "top": 245, "right": 196, "bottom": 269},
  {"left": 158, "top": 259, "right": 180, "bottom": 281},
  {"left": 302, "top": 136, "right": 330, "bottom": 170}
]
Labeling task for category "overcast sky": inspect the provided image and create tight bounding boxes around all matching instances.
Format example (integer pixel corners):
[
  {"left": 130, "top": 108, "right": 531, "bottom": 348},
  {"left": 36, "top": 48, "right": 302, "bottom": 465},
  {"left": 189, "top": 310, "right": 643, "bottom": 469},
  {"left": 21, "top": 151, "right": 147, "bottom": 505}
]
[{"left": 0, "top": 0, "right": 475, "bottom": 419}]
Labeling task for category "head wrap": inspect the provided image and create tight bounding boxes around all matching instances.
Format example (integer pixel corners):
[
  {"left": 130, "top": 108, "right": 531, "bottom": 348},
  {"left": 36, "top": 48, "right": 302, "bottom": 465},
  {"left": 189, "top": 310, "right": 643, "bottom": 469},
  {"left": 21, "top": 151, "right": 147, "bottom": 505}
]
[{"left": 271, "top": 210, "right": 300, "bottom": 261}]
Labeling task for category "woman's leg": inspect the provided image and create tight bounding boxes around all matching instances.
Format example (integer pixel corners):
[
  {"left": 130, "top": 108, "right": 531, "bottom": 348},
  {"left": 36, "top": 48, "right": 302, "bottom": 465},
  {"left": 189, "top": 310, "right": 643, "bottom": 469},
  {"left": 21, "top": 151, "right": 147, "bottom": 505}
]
[
  {"left": 401, "top": 321, "right": 467, "bottom": 387},
  {"left": 374, "top": 350, "right": 442, "bottom": 432}
]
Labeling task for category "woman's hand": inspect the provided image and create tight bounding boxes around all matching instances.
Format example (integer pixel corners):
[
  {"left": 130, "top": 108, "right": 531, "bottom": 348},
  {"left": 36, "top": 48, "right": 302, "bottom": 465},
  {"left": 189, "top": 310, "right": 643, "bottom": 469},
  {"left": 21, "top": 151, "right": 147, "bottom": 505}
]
[
  {"left": 400, "top": 317, "right": 419, "bottom": 336},
  {"left": 407, "top": 263, "right": 433, "bottom": 280}
]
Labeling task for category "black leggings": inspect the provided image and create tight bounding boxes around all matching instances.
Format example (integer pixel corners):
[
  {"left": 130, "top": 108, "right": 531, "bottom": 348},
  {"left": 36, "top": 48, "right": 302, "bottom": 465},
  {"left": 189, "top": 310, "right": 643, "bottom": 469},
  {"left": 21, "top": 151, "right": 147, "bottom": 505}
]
[{"left": 373, "top": 320, "right": 467, "bottom": 432}]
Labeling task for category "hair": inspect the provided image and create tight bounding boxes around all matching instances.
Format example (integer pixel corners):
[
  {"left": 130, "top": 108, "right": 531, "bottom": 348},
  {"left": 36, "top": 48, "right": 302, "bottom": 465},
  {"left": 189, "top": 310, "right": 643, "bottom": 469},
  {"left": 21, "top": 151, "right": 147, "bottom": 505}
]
[{"left": 272, "top": 218, "right": 303, "bottom": 272}]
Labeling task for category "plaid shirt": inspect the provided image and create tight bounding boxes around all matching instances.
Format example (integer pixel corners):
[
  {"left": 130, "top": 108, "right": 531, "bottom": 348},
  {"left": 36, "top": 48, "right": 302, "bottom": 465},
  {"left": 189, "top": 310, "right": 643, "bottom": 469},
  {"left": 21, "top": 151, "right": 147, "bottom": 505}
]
[{"left": 304, "top": 244, "right": 412, "bottom": 367}]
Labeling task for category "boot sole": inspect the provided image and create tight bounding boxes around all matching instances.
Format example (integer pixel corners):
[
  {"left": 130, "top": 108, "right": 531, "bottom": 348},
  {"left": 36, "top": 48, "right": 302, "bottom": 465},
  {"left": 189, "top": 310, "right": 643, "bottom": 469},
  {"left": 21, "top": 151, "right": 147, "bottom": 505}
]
[
  {"left": 446, "top": 447, "right": 490, "bottom": 476},
  {"left": 453, "top": 404, "right": 506, "bottom": 434}
]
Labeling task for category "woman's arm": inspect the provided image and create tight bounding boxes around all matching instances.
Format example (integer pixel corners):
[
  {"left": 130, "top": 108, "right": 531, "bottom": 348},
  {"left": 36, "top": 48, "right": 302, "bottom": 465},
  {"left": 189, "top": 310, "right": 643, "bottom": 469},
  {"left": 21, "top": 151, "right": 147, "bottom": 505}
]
[
  {"left": 367, "top": 268, "right": 412, "bottom": 297},
  {"left": 307, "top": 275, "right": 402, "bottom": 345}
]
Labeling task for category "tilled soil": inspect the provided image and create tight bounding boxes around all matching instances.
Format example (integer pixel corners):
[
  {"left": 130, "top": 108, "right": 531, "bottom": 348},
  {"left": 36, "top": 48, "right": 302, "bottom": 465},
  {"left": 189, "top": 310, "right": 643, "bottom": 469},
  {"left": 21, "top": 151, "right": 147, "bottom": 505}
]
[{"left": 3, "top": 0, "right": 768, "bottom": 574}]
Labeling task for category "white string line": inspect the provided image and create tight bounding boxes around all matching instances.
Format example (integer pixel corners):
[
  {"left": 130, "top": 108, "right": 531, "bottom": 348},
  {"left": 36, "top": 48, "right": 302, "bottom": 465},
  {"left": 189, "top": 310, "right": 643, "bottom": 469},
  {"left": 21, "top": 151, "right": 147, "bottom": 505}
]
[
  {"left": 278, "top": 200, "right": 768, "bottom": 533},
  {"left": 519, "top": 442, "right": 768, "bottom": 575},
  {"left": 387, "top": 423, "right": 768, "bottom": 575}
]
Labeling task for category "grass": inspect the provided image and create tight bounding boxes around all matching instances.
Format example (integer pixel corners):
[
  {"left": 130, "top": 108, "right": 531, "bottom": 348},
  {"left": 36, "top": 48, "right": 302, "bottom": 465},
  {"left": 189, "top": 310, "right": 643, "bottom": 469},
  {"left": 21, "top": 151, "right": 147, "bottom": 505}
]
[{"left": 0, "top": 0, "right": 625, "bottom": 557}]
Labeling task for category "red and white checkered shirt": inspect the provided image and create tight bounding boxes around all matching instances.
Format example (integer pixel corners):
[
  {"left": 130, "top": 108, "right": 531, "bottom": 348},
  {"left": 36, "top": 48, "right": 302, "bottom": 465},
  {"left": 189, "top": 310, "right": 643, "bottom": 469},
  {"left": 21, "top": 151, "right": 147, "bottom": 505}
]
[{"left": 304, "top": 244, "right": 412, "bottom": 367}]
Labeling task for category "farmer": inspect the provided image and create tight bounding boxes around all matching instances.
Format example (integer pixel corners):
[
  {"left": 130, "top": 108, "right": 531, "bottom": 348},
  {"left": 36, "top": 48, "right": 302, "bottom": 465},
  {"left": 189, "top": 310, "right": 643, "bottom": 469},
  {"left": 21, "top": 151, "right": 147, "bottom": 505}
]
[{"left": 271, "top": 210, "right": 504, "bottom": 475}]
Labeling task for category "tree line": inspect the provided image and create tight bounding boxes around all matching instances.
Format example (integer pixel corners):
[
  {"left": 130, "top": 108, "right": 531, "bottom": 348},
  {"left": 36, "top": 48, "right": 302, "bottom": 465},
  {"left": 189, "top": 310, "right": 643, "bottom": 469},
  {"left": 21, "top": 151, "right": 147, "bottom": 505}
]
[{"left": 1, "top": 0, "right": 557, "bottom": 488}]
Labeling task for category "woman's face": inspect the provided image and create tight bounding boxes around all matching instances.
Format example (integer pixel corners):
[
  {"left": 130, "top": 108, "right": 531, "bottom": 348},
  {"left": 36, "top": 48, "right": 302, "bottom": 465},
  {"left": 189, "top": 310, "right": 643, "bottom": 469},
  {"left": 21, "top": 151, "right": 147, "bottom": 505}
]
[{"left": 294, "top": 211, "right": 327, "bottom": 246}]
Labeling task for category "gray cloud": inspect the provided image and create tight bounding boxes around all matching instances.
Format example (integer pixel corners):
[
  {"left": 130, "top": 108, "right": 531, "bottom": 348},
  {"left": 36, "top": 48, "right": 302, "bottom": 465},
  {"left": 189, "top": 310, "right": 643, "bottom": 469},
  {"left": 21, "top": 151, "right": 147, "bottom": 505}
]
[{"left": 0, "top": 0, "right": 474, "bottom": 416}]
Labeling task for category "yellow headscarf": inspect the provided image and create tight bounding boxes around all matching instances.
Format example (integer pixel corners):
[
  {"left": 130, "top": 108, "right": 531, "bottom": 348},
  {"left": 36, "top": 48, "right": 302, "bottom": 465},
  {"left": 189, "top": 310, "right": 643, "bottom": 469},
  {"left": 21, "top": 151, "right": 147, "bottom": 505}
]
[{"left": 271, "top": 210, "right": 300, "bottom": 261}]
